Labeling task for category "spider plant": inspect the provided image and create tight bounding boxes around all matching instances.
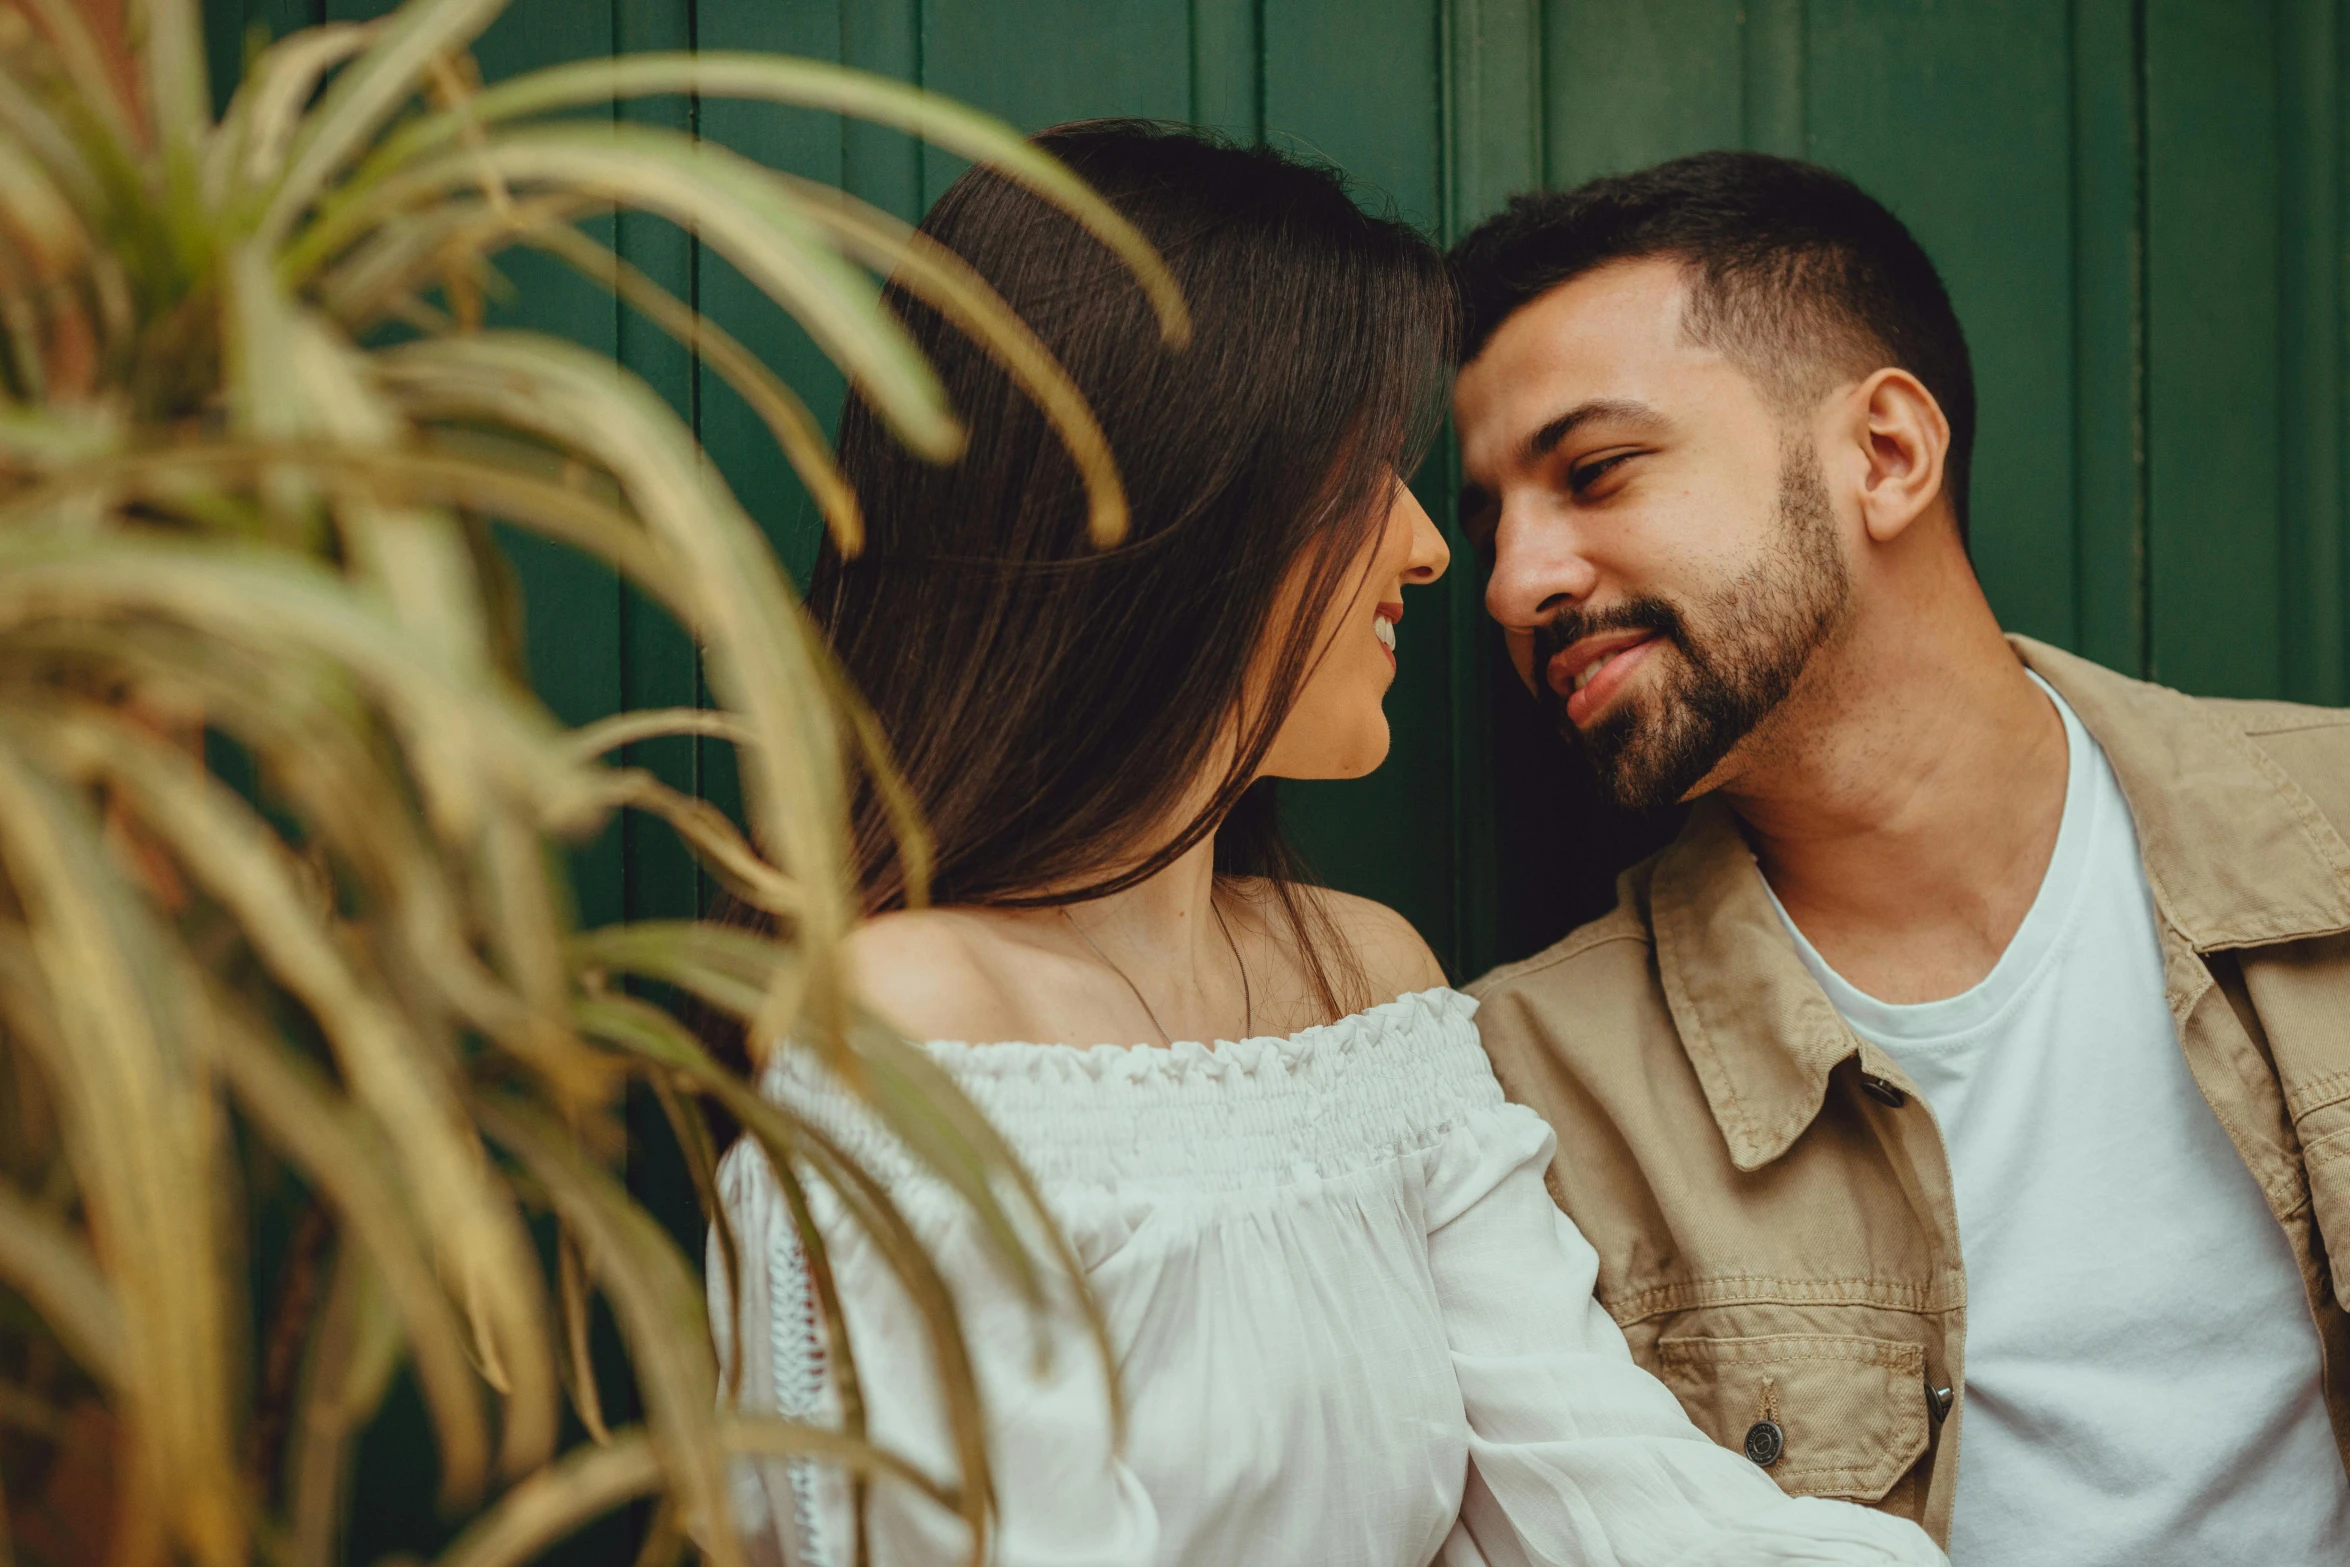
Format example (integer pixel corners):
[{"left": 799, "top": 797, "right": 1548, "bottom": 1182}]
[{"left": 0, "top": 0, "right": 1185, "bottom": 1564}]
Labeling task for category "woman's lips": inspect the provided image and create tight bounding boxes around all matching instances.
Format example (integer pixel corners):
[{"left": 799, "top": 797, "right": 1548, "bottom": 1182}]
[
  {"left": 1548, "top": 632, "right": 1658, "bottom": 726},
  {"left": 1374, "top": 602, "right": 1403, "bottom": 669}
]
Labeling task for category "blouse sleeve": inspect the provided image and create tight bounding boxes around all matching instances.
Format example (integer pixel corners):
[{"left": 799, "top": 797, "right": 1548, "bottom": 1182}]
[
  {"left": 712, "top": 1139, "right": 1157, "bottom": 1567},
  {"left": 1425, "top": 1104, "right": 1948, "bottom": 1567}
]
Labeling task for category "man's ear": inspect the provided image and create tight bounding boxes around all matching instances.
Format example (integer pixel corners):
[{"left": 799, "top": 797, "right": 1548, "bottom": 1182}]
[{"left": 1847, "top": 367, "right": 1951, "bottom": 544}]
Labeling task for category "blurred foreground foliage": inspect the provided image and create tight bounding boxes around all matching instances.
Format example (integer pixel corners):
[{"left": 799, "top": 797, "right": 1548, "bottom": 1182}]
[{"left": 0, "top": 1, "right": 1181, "bottom": 1562}]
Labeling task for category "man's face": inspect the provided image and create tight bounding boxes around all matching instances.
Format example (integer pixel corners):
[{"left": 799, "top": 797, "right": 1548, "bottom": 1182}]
[{"left": 1454, "top": 259, "right": 1852, "bottom": 809}]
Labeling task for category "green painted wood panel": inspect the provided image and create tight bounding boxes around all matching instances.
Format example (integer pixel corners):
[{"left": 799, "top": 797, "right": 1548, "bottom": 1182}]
[
  {"left": 1191, "top": 0, "right": 1262, "bottom": 138},
  {"left": 2280, "top": 0, "right": 2348, "bottom": 705},
  {"left": 1807, "top": 0, "right": 2080, "bottom": 648},
  {"left": 1545, "top": 0, "right": 1743, "bottom": 186},
  {"left": 2146, "top": 0, "right": 2286, "bottom": 697},
  {"left": 2071, "top": 0, "right": 2149, "bottom": 677},
  {"left": 918, "top": 0, "right": 1193, "bottom": 201},
  {"left": 204, "top": 0, "right": 2350, "bottom": 973}
]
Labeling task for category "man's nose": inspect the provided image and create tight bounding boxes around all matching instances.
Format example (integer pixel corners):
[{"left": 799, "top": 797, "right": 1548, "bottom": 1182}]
[{"left": 1484, "top": 512, "right": 1598, "bottom": 630}]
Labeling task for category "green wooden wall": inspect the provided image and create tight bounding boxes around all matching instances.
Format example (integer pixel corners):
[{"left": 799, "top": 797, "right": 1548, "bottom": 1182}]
[
  {"left": 197, "top": 0, "right": 2350, "bottom": 1557},
  {"left": 206, "top": 0, "right": 2350, "bottom": 980}
]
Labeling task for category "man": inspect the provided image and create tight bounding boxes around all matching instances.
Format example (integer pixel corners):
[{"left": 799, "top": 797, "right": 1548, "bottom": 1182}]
[{"left": 1452, "top": 151, "right": 2350, "bottom": 1565}]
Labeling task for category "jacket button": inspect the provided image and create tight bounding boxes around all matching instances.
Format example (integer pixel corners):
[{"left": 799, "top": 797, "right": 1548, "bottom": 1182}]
[
  {"left": 1861, "top": 1074, "right": 1908, "bottom": 1107},
  {"left": 1926, "top": 1381, "right": 1954, "bottom": 1423},
  {"left": 1743, "top": 1419, "right": 1785, "bottom": 1468}
]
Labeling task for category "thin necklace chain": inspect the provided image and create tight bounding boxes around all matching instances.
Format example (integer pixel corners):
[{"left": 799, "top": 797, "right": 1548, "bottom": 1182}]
[
  {"left": 1061, "top": 900, "right": 1253, "bottom": 1045},
  {"left": 1061, "top": 908, "right": 1172, "bottom": 1045}
]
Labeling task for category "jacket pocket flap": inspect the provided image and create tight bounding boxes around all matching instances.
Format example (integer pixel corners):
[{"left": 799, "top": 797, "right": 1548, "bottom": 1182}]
[{"left": 1654, "top": 1333, "right": 1928, "bottom": 1503}]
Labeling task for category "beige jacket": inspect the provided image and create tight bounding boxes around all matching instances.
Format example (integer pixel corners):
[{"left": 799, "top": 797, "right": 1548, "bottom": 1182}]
[{"left": 1470, "top": 637, "right": 2350, "bottom": 1547}]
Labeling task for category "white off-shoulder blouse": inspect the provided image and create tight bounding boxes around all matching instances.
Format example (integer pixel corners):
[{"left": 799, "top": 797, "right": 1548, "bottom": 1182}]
[{"left": 711, "top": 988, "right": 1945, "bottom": 1567}]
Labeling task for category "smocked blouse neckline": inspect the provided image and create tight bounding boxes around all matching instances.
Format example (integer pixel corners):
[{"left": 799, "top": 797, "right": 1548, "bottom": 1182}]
[
  {"left": 920, "top": 983, "right": 1467, "bottom": 1057},
  {"left": 908, "top": 985, "right": 1476, "bottom": 1087},
  {"left": 761, "top": 988, "right": 1488, "bottom": 1192}
]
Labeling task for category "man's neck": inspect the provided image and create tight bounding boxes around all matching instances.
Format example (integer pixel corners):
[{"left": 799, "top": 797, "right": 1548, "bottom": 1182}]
[{"left": 1719, "top": 567, "right": 2069, "bottom": 1005}]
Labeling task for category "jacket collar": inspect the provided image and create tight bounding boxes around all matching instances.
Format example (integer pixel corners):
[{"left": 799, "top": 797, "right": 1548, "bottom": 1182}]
[
  {"left": 1652, "top": 635, "right": 2350, "bottom": 1170},
  {"left": 1651, "top": 797, "right": 1860, "bottom": 1171},
  {"left": 2015, "top": 636, "right": 2350, "bottom": 948}
]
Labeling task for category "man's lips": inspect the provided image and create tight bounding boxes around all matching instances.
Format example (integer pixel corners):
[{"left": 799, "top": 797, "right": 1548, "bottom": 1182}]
[{"left": 1546, "top": 629, "right": 1659, "bottom": 726}]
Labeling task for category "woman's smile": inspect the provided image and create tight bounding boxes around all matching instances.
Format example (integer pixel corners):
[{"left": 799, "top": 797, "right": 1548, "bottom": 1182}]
[{"left": 1375, "top": 602, "right": 1403, "bottom": 667}]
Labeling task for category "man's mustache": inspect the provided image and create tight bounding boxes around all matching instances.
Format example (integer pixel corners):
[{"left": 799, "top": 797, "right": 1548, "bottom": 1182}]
[{"left": 1529, "top": 597, "right": 1687, "bottom": 684}]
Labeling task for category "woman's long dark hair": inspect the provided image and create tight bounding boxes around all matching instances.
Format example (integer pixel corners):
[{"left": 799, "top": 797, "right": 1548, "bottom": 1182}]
[{"left": 815, "top": 120, "right": 1454, "bottom": 1018}]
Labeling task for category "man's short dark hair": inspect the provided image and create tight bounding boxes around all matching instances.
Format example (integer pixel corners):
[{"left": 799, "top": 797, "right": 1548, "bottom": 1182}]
[{"left": 1450, "top": 151, "right": 1977, "bottom": 539}]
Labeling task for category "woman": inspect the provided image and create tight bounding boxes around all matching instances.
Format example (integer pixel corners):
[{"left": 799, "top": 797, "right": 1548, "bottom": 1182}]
[{"left": 713, "top": 122, "right": 1944, "bottom": 1567}]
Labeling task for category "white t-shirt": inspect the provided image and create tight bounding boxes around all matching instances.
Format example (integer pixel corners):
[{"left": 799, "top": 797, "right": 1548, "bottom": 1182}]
[{"left": 1765, "top": 676, "right": 2350, "bottom": 1566}]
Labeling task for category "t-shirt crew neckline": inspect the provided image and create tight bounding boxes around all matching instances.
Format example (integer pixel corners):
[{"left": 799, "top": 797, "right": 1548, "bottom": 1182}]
[{"left": 1761, "top": 672, "right": 2099, "bottom": 1047}]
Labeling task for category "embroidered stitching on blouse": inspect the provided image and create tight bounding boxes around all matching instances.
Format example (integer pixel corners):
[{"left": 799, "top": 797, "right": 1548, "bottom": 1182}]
[{"left": 767, "top": 1200, "right": 832, "bottom": 1567}]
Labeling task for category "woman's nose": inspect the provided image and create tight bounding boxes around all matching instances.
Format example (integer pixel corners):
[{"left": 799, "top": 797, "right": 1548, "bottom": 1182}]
[
  {"left": 1390, "top": 484, "right": 1449, "bottom": 585},
  {"left": 1407, "top": 502, "right": 1450, "bottom": 584}
]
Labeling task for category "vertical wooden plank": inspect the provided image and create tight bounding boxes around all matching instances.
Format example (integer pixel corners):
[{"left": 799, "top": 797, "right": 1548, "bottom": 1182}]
[
  {"left": 1807, "top": 0, "right": 2079, "bottom": 650},
  {"left": 1447, "top": 0, "right": 1543, "bottom": 219},
  {"left": 697, "top": 0, "right": 845, "bottom": 589},
  {"left": 1191, "top": 0, "right": 1263, "bottom": 140},
  {"left": 1262, "top": 0, "right": 1458, "bottom": 958},
  {"left": 1742, "top": 0, "right": 1807, "bottom": 157},
  {"left": 916, "top": 0, "right": 1191, "bottom": 200},
  {"left": 2071, "top": 0, "right": 2149, "bottom": 676},
  {"left": 1542, "top": 0, "right": 1742, "bottom": 186},
  {"left": 2143, "top": 0, "right": 2283, "bottom": 696},
  {"left": 2280, "top": 0, "right": 2344, "bottom": 704},
  {"left": 1265, "top": 0, "right": 1443, "bottom": 227},
  {"left": 842, "top": 0, "right": 923, "bottom": 222},
  {"left": 2339, "top": 0, "right": 2350, "bottom": 704}
]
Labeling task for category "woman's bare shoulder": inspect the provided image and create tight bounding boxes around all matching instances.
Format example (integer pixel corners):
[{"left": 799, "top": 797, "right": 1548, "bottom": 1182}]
[
  {"left": 1281, "top": 885, "right": 1448, "bottom": 1004},
  {"left": 846, "top": 908, "right": 1032, "bottom": 1044}
]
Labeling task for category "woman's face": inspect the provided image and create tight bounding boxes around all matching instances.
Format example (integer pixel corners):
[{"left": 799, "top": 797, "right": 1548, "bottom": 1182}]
[{"left": 1257, "top": 478, "right": 1452, "bottom": 781}]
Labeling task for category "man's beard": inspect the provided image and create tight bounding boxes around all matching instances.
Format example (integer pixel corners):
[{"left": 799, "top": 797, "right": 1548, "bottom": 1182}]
[{"left": 1534, "top": 442, "right": 1850, "bottom": 811}]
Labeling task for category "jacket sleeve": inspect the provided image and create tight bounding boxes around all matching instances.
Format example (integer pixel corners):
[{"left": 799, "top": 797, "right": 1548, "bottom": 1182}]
[
  {"left": 1426, "top": 1104, "right": 1948, "bottom": 1567},
  {"left": 712, "top": 1140, "right": 1158, "bottom": 1567}
]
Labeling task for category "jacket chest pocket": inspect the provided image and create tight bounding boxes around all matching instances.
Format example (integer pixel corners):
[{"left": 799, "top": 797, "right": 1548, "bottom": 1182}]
[{"left": 1654, "top": 1333, "right": 1929, "bottom": 1503}]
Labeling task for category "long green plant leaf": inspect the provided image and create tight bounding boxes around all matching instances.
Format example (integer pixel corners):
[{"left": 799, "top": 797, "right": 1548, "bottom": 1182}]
[
  {"left": 0, "top": 741, "right": 240, "bottom": 1567},
  {"left": 0, "top": 8, "right": 1164, "bottom": 1561},
  {"left": 18, "top": 701, "right": 561, "bottom": 1475},
  {"left": 291, "top": 123, "right": 962, "bottom": 463},
  {"left": 361, "top": 52, "right": 1190, "bottom": 350},
  {"left": 472, "top": 1099, "right": 741, "bottom": 1567},
  {"left": 256, "top": 0, "right": 508, "bottom": 247}
]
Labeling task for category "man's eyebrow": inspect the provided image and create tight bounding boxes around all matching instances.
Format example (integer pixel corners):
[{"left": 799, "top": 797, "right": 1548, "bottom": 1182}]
[{"left": 1520, "top": 398, "right": 1669, "bottom": 465}]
